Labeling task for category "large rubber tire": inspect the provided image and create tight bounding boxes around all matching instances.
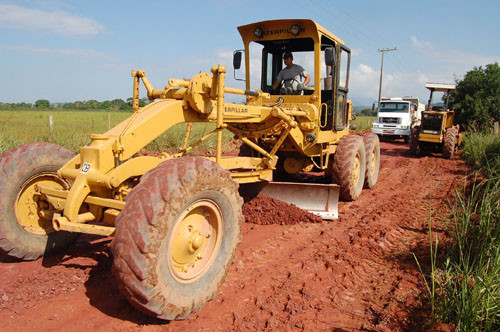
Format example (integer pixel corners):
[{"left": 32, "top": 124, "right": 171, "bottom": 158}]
[
  {"left": 331, "top": 135, "right": 366, "bottom": 201},
  {"left": 409, "top": 126, "right": 421, "bottom": 156},
  {"left": 442, "top": 127, "right": 457, "bottom": 159},
  {"left": 111, "top": 157, "right": 243, "bottom": 320},
  {"left": 362, "top": 133, "right": 380, "bottom": 189},
  {"left": 0, "top": 143, "right": 77, "bottom": 260}
]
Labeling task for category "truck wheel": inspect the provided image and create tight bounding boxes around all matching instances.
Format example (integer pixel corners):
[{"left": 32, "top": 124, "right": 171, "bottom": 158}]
[
  {"left": 404, "top": 136, "right": 410, "bottom": 144},
  {"left": 442, "top": 127, "right": 457, "bottom": 159},
  {"left": 409, "top": 126, "right": 421, "bottom": 156},
  {"left": 111, "top": 157, "right": 243, "bottom": 320},
  {"left": 331, "top": 135, "right": 366, "bottom": 201},
  {"left": 362, "top": 133, "right": 380, "bottom": 189},
  {"left": 0, "top": 143, "right": 77, "bottom": 260}
]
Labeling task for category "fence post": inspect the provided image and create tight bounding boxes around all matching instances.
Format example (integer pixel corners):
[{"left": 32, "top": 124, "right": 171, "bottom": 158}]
[
  {"left": 49, "top": 115, "right": 53, "bottom": 140},
  {"left": 108, "top": 113, "right": 111, "bottom": 131},
  {"left": 494, "top": 121, "right": 499, "bottom": 135}
]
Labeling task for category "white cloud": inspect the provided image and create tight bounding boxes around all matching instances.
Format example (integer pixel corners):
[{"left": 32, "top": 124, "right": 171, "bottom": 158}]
[
  {"left": 0, "top": 44, "right": 110, "bottom": 58},
  {"left": 350, "top": 63, "right": 429, "bottom": 104},
  {"left": 411, "top": 35, "right": 499, "bottom": 67},
  {"left": 410, "top": 36, "right": 432, "bottom": 49},
  {"left": 0, "top": 4, "right": 104, "bottom": 36}
]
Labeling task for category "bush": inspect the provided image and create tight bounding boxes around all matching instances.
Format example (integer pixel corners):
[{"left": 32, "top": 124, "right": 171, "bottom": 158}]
[{"left": 462, "top": 133, "right": 500, "bottom": 178}]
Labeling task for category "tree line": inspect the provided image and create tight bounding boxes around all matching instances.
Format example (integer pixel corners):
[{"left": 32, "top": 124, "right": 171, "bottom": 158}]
[
  {"left": 0, "top": 97, "right": 150, "bottom": 111},
  {"left": 1, "top": 62, "right": 499, "bottom": 129},
  {"left": 449, "top": 62, "right": 500, "bottom": 130}
]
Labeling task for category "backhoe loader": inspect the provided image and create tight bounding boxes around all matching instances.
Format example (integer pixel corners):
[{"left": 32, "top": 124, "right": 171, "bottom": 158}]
[{"left": 0, "top": 19, "right": 380, "bottom": 320}]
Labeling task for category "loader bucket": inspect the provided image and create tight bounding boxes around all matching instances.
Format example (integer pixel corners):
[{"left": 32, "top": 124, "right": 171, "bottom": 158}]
[{"left": 240, "top": 182, "right": 339, "bottom": 220}]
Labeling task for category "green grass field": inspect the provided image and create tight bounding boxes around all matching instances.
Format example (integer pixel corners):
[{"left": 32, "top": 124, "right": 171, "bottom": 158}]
[
  {"left": 353, "top": 116, "right": 375, "bottom": 131},
  {"left": 0, "top": 109, "right": 234, "bottom": 155},
  {"left": 0, "top": 109, "right": 376, "bottom": 155}
]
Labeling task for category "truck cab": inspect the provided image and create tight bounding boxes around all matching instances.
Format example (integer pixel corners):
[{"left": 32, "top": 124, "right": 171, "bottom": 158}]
[{"left": 371, "top": 97, "right": 423, "bottom": 143}]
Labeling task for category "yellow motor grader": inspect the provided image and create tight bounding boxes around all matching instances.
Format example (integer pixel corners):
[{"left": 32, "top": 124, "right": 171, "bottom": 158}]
[
  {"left": 410, "top": 83, "right": 462, "bottom": 158},
  {"left": 0, "top": 19, "right": 380, "bottom": 320}
]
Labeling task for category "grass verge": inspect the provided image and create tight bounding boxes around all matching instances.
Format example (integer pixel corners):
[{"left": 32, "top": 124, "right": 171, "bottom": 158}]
[{"left": 435, "top": 132, "right": 500, "bottom": 331}]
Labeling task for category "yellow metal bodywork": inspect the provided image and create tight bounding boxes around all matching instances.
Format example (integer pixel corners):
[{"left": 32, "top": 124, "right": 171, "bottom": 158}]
[
  {"left": 418, "top": 110, "right": 455, "bottom": 143},
  {"left": 34, "top": 19, "right": 353, "bottom": 235}
]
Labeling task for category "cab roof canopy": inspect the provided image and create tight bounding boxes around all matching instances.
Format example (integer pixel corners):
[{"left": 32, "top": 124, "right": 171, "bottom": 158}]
[
  {"left": 425, "top": 83, "right": 456, "bottom": 92},
  {"left": 237, "top": 19, "right": 344, "bottom": 50}
]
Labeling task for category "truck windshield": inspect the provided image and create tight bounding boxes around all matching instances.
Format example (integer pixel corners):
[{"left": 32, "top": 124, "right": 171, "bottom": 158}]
[{"left": 380, "top": 102, "right": 409, "bottom": 113}]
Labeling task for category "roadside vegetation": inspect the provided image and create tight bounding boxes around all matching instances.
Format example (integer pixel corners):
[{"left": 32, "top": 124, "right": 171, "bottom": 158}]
[
  {"left": 415, "top": 62, "right": 500, "bottom": 331},
  {"left": 434, "top": 132, "right": 500, "bottom": 331},
  {"left": 353, "top": 115, "right": 375, "bottom": 131}
]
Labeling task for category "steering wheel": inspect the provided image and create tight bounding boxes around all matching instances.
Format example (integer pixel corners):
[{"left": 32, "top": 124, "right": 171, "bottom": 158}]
[{"left": 280, "top": 78, "right": 303, "bottom": 95}]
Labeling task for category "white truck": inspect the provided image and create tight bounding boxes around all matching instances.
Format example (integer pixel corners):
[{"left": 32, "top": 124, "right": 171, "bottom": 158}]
[{"left": 371, "top": 97, "right": 424, "bottom": 143}]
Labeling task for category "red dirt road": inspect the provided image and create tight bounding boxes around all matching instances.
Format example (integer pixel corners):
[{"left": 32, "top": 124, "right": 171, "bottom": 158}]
[{"left": 0, "top": 140, "right": 468, "bottom": 331}]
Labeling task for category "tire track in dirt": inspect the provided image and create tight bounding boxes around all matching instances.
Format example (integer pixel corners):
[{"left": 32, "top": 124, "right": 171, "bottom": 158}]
[{"left": 0, "top": 141, "right": 469, "bottom": 331}]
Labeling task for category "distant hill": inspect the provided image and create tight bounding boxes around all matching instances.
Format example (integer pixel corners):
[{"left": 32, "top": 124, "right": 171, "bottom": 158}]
[{"left": 353, "top": 105, "right": 371, "bottom": 114}]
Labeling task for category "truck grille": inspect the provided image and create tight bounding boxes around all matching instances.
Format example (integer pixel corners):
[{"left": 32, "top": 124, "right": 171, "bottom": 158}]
[{"left": 380, "top": 117, "right": 401, "bottom": 124}]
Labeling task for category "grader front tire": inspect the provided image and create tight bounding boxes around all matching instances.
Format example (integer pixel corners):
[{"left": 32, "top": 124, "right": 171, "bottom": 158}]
[
  {"left": 0, "top": 143, "right": 77, "bottom": 260},
  {"left": 111, "top": 157, "right": 244, "bottom": 320},
  {"left": 362, "top": 133, "right": 380, "bottom": 189},
  {"left": 332, "top": 135, "right": 366, "bottom": 201}
]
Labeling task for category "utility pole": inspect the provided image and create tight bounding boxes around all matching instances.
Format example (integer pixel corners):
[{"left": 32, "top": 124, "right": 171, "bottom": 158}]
[{"left": 377, "top": 47, "right": 397, "bottom": 110}]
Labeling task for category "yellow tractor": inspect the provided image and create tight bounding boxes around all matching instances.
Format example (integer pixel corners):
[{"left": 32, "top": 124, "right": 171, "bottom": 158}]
[
  {"left": 0, "top": 19, "right": 380, "bottom": 320},
  {"left": 410, "top": 83, "right": 462, "bottom": 158}
]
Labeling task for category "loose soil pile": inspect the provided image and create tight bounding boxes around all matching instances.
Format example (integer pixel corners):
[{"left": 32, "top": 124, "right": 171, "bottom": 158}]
[
  {"left": 242, "top": 194, "right": 323, "bottom": 225},
  {"left": 0, "top": 140, "right": 467, "bottom": 331}
]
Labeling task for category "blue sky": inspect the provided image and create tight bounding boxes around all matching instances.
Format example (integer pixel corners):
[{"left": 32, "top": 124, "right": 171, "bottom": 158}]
[{"left": 1, "top": 0, "right": 499, "bottom": 106}]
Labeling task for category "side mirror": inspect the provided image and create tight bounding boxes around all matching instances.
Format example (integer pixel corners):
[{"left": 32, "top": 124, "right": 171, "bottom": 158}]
[
  {"left": 372, "top": 103, "right": 375, "bottom": 111},
  {"left": 233, "top": 51, "right": 242, "bottom": 69},
  {"left": 325, "top": 47, "right": 335, "bottom": 67}
]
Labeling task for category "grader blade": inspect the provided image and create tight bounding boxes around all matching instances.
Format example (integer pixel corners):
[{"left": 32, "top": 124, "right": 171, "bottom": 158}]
[{"left": 241, "top": 182, "right": 339, "bottom": 220}]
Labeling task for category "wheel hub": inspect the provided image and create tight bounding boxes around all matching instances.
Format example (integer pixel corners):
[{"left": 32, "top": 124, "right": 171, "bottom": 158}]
[
  {"left": 15, "top": 173, "right": 68, "bottom": 235},
  {"left": 352, "top": 152, "right": 361, "bottom": 185},
  {"left": 168, "top": 199, "right": 223, "bottom": 283},
  {"left": 369, "top": 148, "right": 377, "bottom": 176}
]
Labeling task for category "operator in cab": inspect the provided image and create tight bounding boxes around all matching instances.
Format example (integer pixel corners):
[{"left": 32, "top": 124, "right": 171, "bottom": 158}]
[{"left": 271, "top": 52, "right": 310, "bottom": 94}]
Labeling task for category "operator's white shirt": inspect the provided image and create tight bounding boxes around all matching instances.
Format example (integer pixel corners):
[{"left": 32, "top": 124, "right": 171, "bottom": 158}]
[{"left": 277, "top": 64, "right": 308, "bottom": 89}]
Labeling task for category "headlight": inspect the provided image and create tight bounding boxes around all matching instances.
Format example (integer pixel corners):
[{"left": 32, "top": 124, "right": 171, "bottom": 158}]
[
  {"left": 254, "top": 27, "right": 264, "bottom": 38},
  {"left": 290, "top": 24, "right": 300, "bottom": 36}
]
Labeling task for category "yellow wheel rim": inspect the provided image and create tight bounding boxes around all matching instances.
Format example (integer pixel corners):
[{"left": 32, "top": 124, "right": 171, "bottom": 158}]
[
  {"left": 369, "top": 147, "right": 377, "bottom": 177},
  {"left": 168, "top": 199, "right": 223, "bottom": 283},
  {"left": 352, "top": 152, "right": 361, "bottom": 185},
  {"left": 15, "top": 173, "right": 68, "bottom": 235}
]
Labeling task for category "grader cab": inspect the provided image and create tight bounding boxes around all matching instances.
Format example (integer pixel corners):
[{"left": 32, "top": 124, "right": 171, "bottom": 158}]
[
  {"left": 410, "top": 83, "right": 462, "bottom": 158},
  {"left": 0, "top": 19, "right": 380, "bottom": 320}
]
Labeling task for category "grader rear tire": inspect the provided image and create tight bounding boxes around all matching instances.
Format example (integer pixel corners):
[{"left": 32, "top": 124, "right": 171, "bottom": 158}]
[
  {"left": 442, "top": 127, "right": 457, "bottom": 159},
  {"left": 111, "top": 157, "right": 243, "bottom": 320},
  {"left": 0, "top": 143, "right": 77, "bottom": 260},
  {"left": 362, "top": 133, "right": 380, "bottom": 189},
  {"left": 332, "top": 135, "right": 366, "bottom": 201}
]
